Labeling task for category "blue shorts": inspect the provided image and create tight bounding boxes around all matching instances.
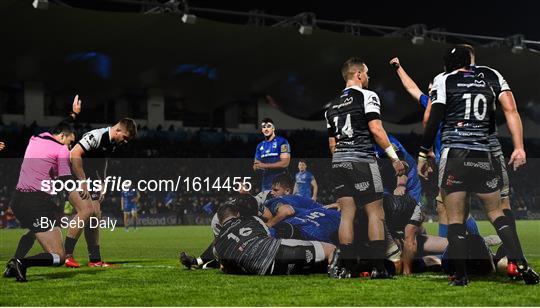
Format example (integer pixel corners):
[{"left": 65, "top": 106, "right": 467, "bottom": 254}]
[{"left": 123, "top": 204, "right": 137, "bottom": 213}]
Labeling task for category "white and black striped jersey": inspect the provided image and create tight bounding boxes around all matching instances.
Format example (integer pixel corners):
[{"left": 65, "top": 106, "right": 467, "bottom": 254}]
[
  {"left": 429, "top": 70, "right": 496, "bottom": 151},
  {"left": 473, "top": 65, "right": 511, "bottom": 154},
  {"left": 76, "top": 127, "right": 118, "bottom": 177},
  {"left": 214, "top": 216, "right": 281, "bottom": 275},
  {"left": 325, "top": 86, "right": 380, "bottom": 163}
]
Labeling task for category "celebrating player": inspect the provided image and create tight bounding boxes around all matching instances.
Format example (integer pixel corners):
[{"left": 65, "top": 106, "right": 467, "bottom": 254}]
[
  {"left": 253, "top": 118, "right": 291, "bottom": 191},
  {"left": 293, "top": 159, "right": 318, "bottom": 200},
  {"left": 325, "top": 57, "right": 406, "bottom": 279},
  {"left": 418, "top": 46, "right": 538, "bottom": 285},
  {"left": 64, "top": 118, "right": 137, "bottom": 268},
  {"left": 389, "top": 56, "right": 481, "bottom": 238}
]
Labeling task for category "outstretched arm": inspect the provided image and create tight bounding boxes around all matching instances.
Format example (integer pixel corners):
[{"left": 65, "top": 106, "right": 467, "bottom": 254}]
[{"left": 390, "top": 57, "right": 425, "bottom": 102}]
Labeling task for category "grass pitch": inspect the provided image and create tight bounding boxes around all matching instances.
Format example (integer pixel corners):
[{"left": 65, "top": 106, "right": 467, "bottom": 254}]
[{"left": 1, "top": 221, "right": 539, "bottom": 306}]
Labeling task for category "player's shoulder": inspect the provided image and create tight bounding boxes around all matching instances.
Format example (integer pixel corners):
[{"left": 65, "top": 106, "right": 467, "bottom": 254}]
[
  {"left": 275, "top": 135, "right": 289, "bottom": 143},
  {"left": 474, "top": 65, "right": 501, "bottom": 76}
]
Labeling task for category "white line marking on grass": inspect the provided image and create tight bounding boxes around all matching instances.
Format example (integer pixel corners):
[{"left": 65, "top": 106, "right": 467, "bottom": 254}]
[{"left": 120, "top": 265, "right": 177, "bottom": 269}]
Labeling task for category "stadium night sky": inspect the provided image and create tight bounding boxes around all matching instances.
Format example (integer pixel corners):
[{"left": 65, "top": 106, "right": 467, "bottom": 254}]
[{"left": 63, "top": 0, "right": 540, "bottom": 40}]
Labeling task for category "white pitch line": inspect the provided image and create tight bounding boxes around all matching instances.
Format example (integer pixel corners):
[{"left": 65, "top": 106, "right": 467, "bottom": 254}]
[{"left": 120, "top": 264, "right": 177, "bottom": 269}]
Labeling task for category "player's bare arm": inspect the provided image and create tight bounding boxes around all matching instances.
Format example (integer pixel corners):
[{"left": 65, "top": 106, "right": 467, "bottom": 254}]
[
  {"left": 265, "top": 204, "right": 295, "bottom": 228},
  {"left": 311, "top": 177, "right": 318, "bottom": 200},
  {"left": 328, "top": 137, "right": 336, "bottom": 154},
  {"left": 390, "top": 57, "right": 424, "bottom": 102},
  {"left": 499, "top": 91, "right": 526, "bottom": 170},
  {"left": 394, "top": 175, "right": 407, "bottom": 196},
  {"left": 256, "top": 153, "right": 291, "bottom": 170},
  {"left": 368, "top": 119, "right": 406, "bottom": 176}
]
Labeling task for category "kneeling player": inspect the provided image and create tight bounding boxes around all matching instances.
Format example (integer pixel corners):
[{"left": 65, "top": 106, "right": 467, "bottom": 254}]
[{"left": 214, "top": 198, "right": 335, "bottom": 275}]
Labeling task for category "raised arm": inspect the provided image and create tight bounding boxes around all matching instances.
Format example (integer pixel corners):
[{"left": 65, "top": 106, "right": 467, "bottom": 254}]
[{"left": 390, "top": 57, "right": 425, "bottom": 102}]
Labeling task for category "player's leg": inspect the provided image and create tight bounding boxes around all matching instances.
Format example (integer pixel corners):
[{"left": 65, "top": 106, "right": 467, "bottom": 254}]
[
  {"left": 270, "top": 239, "right": 335, "bottom": 275},
  {"left": 463, "top": 194, "right": 480, "bottom": 235},
  {"left": 85, "top": 198, "right": 107, "bottom": 266},
  {"left": 10, "top": 227, "right": 65, "bottom": 282},
  {"left": 123, "top": 211, "right": 130, "bottom": 231},
  {"left": 363, "top": 198, "right": 390, "bottom": 278},
  {"left": 131, "top": 209, "right": 138, "bottom": 230},
  {"left": 444, "top": 190, "right": 468, "bottom": 285},
  {"left": 477, "top": 191, "right": 538, "bottom": 284},
  {"left": 422, "top": 235, "right": 448, "bottom": 255},
  {"left": 4, "top": 231, "right": 36, "bottom": 278},
  {"left": 64, "top": 191, "right": 94, "bottom": 267},
  {"left": 436, "top": 192, "right": 448, "bottom": 237},
  {"left": 332, "top": 196, "right": 357, "bottom": 275}
]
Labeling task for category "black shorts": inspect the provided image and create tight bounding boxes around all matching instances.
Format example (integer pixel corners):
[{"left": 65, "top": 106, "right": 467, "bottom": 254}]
[
  {"left": 491, "top": 151, "right": 510, "bottom": 198},
  {"left": 331, "top": 161, "right": 383, "bottom": 206},
  {"left": 269, "top": 239, "right": 325, "bottom": 275},
  {"left": 438, "top": 148, "right": 499, "bottom": 194},
  {"left": 10, "top": 190, "right": 58, "bottom": 233}
]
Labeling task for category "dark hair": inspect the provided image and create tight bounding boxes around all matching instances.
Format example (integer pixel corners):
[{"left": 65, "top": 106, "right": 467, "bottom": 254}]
[
  {"left": 50, "top": 121, "right": 75, "bottom": 136},
  {"left": 444, "top": 46, "right": 471, "bottom": 73},
  {"left": 261, "top": 117, "right": 274, "bottom": 124},
  {"left": 217, "top": 202, "right": 239, "bottom": 225},
  {"left": 118, "top": 118, "right": 137, "bottom": 139},
  {"left": 298, "top": 159, "right": 307, "bottom": 165},
  {"left": 235, "top": 195, "right": 259, "bottom": 217},
  {"left": 341, "top": 57, "right": 366, "bottom": 82},
  {"left": 271, "top": 174, "right": 294, "bottom": 190},
  {"left": 456, "top": 44, "right": 475, "bottom": 58}
]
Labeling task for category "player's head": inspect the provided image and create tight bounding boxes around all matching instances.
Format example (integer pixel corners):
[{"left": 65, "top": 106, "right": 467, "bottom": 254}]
[
  {"left": 456, "top": 44, "right": 475, "bottom": 65},
  {"left": 217, "top": 201, "right": 240, "bottom": 225},
  {"left": 230, "top": 194, "right": 259, "bottom": 217},
  {"left": 50, "top": 121, "right": 76, "bottom": 148},
  {"left": 444, "top": 46, "right": 471, "bottom": 73},
  {"left": 298, "top": 159, "right": 307, "bottom": 172},
  {"left": 260, "top": 117, "right": 275, "bottom": 139},
  {"left": 271, "top": 174, "right": 294, "bottom": 197},
  {"left": 342, "top": 57, "right": 369, "bottom": 88},
  {"left": 111, "top": 118, "right": 137, "bottom": 144}
]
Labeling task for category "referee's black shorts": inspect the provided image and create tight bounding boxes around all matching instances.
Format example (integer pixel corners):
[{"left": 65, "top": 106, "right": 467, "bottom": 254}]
[
  {"left": 331, "top": 161, "right": 383, "bottom": 206},
  {"left": 10, "top": 190, "right": 58, "bottom": 233}
]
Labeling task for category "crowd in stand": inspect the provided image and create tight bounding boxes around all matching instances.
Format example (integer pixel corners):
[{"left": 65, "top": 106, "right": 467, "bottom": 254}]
[{"left": 1, "top": 123, "right": 540, "bottom": 227}]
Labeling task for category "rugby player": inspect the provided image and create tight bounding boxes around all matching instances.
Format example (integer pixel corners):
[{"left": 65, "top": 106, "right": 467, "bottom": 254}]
[
  {"left": 64, "top": 118, "right": 137, "bottom": 268},
  {"left": 374, "top": 134, "right": 420, "bottom": 202},
  {"left": 325, "top": 57, "right": 406, "bottom": 278},
  {"left": 253, "top": 118, "right": 291, "bottom": 191},
  {"left": 418, "top": 46, "right": 538, "bottom": 285},
  {"left": 293, "top": 159, "right": 318, "bottom": 200},
  {"left": 390, "top": 56, "right": 481, "bottom": 238},
  {"left": 265, "top": 174, "right": 340, "bottom": 244},
  {"left": 214, "top": 197, "right": 335, "bottom": 275},
  {"left": 121, "top": 184, "right": 140, "bottom": 231}
]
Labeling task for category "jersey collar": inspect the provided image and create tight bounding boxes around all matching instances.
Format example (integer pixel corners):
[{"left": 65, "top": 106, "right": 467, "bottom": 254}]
[{"left": 343, "top": 85, "right": 363, "bottom": 92}]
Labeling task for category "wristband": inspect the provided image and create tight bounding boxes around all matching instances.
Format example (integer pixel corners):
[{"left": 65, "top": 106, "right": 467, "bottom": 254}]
[{"left": 385, "top": 145, "right": 399, "bottom": 161}]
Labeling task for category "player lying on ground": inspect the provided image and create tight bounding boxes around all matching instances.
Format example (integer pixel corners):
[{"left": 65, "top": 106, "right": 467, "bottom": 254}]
[
  {"left": 418, "top": 46, "right": 538, "bottom": 286},
  {"left": 213, "top": 196, "right": 335, "bottom": 275}
]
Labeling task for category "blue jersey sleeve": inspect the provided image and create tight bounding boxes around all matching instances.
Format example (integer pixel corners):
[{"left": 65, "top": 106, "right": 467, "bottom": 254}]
[
  {"left": 278, "top": 137, "right": 291, "bottom": 155},
  {"left": 419, "top": 94, "right": 429, "bottom": 109},
  {"left": 265, "top": 197, "right": 286, "bottom": 215}
]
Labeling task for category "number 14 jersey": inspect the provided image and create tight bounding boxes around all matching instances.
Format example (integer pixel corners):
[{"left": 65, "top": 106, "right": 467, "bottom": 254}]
[{"left": 325, "top": 86, "right": 381, "bottom": 163}]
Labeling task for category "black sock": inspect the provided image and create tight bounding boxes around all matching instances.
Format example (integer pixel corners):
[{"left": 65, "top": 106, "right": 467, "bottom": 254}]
[
  {"left": 503, "top": 209, "right": 516, "bottom": 229},
  {"left": 14, "top": 231, "right": 36, "bottom": 259},
  {"left": 448, "top": 223, "right": 467, "bottom": 278},
  {"left": 369, "top": 240, "right": 386, "bottom": 272},
  {"left": 200, "top": 243, "right": 215, "bottom": 264},
  {"left": 21, "top": 253, "right": 61, "bottom": 268},
  {"left": 339, "top": 244, "right": 356, "bottom": 270},
  {"left": 493, "top": 216, "right": 525, "bottom": 265},
  {"left": 87, "top": 245, "right": 102, "bottom": 263},
  {"left": 64, "top": 236, "right": 78, "bottom": 256}
]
